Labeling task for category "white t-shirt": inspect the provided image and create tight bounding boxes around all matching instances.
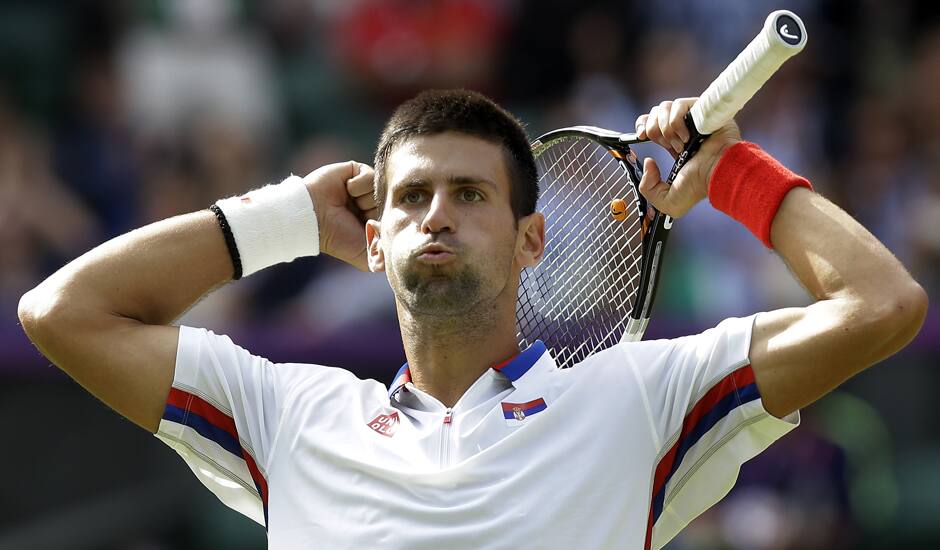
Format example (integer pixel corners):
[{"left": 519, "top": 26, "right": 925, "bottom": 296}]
[{"left": 155, "top": 315, "right": 798, "bottom": 549}]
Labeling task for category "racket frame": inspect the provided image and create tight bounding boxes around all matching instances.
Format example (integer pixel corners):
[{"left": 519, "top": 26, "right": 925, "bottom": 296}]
[
  {"left": 524, "top": 9, "right": 806, "bottom": 358},
  {"left": 530, "top": 125, "right": 670, "bottom": 345}
]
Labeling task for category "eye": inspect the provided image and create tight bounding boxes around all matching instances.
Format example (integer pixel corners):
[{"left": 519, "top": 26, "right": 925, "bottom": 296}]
[
  {"left": 460, "top": 188, "right": 483, "bottom": 202},
  {"left": 401, "top": 190, "right": 425, "bottom": 204}
]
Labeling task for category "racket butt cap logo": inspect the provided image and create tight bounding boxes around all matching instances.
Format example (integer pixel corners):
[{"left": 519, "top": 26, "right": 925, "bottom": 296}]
[
  {"left": 770, "top": 11, "right": 805, "bottom": 47},
  {"left": 610, "top": 198, "right": 628, "bottom": 221}
]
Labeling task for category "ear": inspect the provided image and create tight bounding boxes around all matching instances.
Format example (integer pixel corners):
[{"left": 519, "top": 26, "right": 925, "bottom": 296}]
[
  {"left": 365, "top": 219, "right": 385, "bottom": 273},
  {"left": 515, "top": 212, "right": 545, "bottom": 268}
]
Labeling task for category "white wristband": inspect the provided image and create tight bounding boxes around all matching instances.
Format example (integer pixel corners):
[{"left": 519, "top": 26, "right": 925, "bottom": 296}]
[{"left": 215, "top": 175, "right": 319, "bottom": 277}]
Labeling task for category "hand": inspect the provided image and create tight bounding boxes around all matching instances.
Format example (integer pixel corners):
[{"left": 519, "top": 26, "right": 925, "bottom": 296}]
[
  {"left": 303, "top": 161, "right": 377, "bottom": 271},
  {"left": 635, "top": 97, "right": 741, "bottom": 218}
]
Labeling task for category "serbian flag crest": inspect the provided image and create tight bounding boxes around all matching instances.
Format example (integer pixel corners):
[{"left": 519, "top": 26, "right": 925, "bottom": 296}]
[{"left": 501, "top": 398, "right": 547, "bottom": 426}]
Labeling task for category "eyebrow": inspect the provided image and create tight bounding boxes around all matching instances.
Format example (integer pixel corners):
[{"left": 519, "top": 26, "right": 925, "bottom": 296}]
[{"left": 392, "top": 175, "right": 499, "bottom": 192}]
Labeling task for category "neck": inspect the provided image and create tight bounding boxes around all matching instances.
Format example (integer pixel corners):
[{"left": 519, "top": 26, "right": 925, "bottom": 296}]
[{"left": 397, "top": 296, "right": 519, "bottom": 408}]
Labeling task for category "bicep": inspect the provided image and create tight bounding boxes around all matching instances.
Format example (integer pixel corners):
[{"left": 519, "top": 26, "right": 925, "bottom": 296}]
[
  {"left": 749, "top": 301, "right": 870, "bottom": 418},
  {"left": 95, "top": 321, "right": 179, "bottom": 433},
  {"left": 26, "top": 308, "right": 179, "bottom": 434}
]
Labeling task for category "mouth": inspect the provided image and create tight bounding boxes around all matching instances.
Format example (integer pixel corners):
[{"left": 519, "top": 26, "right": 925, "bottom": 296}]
[{"left": 414, "top": 243, "right": 457, "bottom": 265}]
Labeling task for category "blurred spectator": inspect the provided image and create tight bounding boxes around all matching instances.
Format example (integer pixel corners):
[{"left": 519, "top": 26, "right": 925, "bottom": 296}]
[
  {"left": 331, "top": 0, "right": 510, "bottom": 103},
  {"left": 838, "top": 94, "right": 914, "bottom": 259},
  {"left": 54, "top": 54, "right": 141, "bottom": 237},
  {"left": 260, "top": 0, "right": 381, "bottom": 152},
  {"left": 557, "top": 8, "right": 640, "bottom": 130},
  {"left": 907, "top": 30, "right": 940, "bottom": 297},
  {"left": 0, "top": 89, "right": 102, "bottom": 315},
  {"left": 118, "top": 0, "right": 280, "bottom": 143}
]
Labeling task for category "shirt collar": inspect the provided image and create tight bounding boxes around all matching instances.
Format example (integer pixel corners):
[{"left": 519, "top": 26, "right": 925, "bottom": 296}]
[{"left": 388, "top": 340, "right": 548, "bottom": 397}]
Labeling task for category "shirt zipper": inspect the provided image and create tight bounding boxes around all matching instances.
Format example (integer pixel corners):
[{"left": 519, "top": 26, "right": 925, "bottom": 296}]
[{"left": 439, "top": 408, "right": 453, "bottom": 468}]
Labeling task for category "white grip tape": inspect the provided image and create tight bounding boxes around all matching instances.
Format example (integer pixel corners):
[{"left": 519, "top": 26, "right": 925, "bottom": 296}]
[
  {"left": 215, "top": 175, "right": 320, "bottom": 277},
  {"left": 690, "top": 10, "right": 807, "bottom": 135}
]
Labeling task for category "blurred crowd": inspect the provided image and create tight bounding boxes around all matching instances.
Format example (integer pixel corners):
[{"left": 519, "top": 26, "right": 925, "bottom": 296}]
[{"left": 2, "top": 1, "right": 938, "bottom": 549}]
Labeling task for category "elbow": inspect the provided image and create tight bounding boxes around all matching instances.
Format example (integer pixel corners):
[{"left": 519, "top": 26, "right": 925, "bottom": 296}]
[
  {"left": 869, "top": 280, "right": 929, "bottom": 352},
  {"left": 18, "top": 288, "right": 41, "bottom": 338},
  {"left": 18, "top": 288, "right": 52, "bottom": 342},
  {"left": 18, "top": 286, "right": 71, "bottom": 345},
  {"left": 887, "top": 281, "right": 928, "bottom": 332}
]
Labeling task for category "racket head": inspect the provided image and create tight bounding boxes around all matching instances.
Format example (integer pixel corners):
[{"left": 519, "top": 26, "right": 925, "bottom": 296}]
[{"left": 517, "top": 126, "right": 667, "bottom": 369}]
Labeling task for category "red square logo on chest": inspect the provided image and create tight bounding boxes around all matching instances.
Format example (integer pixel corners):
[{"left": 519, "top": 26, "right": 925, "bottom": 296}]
[{"left": 367, "top": 411, "right": 400, "bottom": 437}]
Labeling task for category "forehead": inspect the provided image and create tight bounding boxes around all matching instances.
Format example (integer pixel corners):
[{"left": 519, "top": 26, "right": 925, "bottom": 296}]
[{"left": 385, "top": 132, "right": 510, "bottom": 190}]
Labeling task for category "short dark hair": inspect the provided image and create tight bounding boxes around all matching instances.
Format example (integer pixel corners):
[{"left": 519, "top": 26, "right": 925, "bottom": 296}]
[{"left": 373, "top": 89, "right": 538, "bottom": 219}]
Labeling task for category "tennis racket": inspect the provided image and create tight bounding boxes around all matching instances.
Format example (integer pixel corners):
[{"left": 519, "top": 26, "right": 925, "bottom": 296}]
[{"left": 517, "top": 10, "right": 807, "bottom": 369}]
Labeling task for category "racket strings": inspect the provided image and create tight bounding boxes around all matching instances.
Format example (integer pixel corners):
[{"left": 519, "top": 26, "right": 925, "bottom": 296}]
[{"left": 517, "top": 137, "right": 645, "bottom": 369}]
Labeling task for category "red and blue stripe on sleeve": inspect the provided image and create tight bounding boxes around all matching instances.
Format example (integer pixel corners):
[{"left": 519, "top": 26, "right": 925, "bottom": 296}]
[
  {"left": 163, "top": 388, "right": 270, "bottom": 526},
  {"left": 644, "top": 364, "right": 760, "bottom": 550}
]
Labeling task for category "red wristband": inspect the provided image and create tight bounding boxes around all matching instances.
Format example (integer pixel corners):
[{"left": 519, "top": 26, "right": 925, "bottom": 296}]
[{"left": 707, "top": 141, "right": 813, "bottom": 248}]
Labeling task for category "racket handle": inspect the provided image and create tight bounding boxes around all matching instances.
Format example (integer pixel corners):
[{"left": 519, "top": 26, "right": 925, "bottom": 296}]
[{"left": 690, "top": 10, "right": 807, "bottom": 135}]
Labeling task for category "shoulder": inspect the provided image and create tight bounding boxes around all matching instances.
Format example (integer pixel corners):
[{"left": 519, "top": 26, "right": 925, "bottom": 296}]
[
  {"left": 567, "top": 315, "right": 756, "bottom": 377},
  {"left": 277, "top": 359, "right": 377, "bottom": 395},
  {"left": 617, "top": 315, "right": 755, "bottom": 365},
  {"left": 553, "top": 340, "right": 675, "bottom": 395},
  {"left": 177, "top": 325, "right": 383, "bottom": 399},
  {"left": 570, "top": 337, "right": 681, "bottom": 374}
]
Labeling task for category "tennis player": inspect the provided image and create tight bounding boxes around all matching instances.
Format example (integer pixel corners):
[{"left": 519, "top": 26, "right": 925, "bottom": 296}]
[{"left": 19, "top": 90, "right": 927, "bottom": 549}]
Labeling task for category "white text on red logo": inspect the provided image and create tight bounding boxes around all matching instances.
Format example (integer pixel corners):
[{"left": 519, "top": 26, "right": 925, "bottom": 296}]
[{"left": 368, "top": 411, "right": 399, "bottom": 437}]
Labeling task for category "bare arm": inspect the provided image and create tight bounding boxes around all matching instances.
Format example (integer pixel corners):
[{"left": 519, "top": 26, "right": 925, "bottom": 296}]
[
  {"left": 17, "top": 212, "right": 232, "bottom": 433},
  {"left": 636, "top": 98, "right": 928, "bottom": 419},
  {"left": 749, "top": 188, "right": 927, "bottom": 417},
  {"left": 17, "top": 162, "right": 377, "bottom": 434}
]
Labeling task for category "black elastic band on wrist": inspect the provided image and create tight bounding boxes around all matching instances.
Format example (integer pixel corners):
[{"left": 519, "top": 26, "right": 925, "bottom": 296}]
[{"left": 209, "top": 204, "right": 243, "bottom": 280}]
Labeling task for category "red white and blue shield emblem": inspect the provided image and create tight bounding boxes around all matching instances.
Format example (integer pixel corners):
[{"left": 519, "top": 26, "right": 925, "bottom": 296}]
[{"left": 501, "top": 398, "right": 547, "bottom": 426}]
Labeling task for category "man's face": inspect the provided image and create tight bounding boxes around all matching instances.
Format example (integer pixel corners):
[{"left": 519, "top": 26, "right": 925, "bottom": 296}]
[{"left": 366, "top": 132, "right": 540, "bottom": 317}]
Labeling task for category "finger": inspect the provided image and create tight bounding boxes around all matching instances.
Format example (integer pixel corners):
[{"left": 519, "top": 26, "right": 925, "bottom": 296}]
[
  {"left": 305, "top": 160, "right": 356, "bottom": 184},
  {"left": 646, "top": 105, "right": 677, "bottom": 160},
  {"left": 346, "top": 163, "right": 375, "bottom": 197},
  {"left": 657, "top": 101, "right": 679, "bottom": 152},
  {"left": 668, "top": 102, "right": 690, "bottom": 151},
  {"left": 644, "top": 106, "right": 663, "bottom": 144},
  {"left": 672, "top": 98, "right": 697, "bottom": 144},
  {"left": 355, "top": 193, "right": 376, "bottom": 211},
  {"left": 638, "top": 157, "right": 672, "bottom": 214},
  {"left": 635, "top": 114, "right": 649, "bottom": 140}
]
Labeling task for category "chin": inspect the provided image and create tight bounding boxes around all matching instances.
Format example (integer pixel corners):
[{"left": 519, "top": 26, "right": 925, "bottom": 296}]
[{"left": 406, "top": 285, "right": 476, "bottom": 315}]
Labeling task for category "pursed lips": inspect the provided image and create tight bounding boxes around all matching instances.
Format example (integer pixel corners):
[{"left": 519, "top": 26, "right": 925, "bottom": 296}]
[{"left": 414, "top": 242, "right": 457, "bottom": 264}]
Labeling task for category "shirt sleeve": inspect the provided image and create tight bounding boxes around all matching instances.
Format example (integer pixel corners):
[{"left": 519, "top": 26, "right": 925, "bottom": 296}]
[
  {"left": 622, "top": 314, "right": 800, "bottom": 550},
  {"left": 154, "top": 325, "right": 287, "bottom": 527}
]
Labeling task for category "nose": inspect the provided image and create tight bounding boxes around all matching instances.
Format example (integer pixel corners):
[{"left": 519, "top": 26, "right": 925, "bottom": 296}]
[{"left": 421, "top": 190, "right": 456, "bottom": 235}]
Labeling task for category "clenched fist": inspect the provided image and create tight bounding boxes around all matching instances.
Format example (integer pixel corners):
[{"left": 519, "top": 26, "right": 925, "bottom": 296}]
[
  {"left": 635, "top": 98, "right": 741, "bottom": 218},
  {"left": 304, "top": 161, "right": 377, "bottom": 271}
]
